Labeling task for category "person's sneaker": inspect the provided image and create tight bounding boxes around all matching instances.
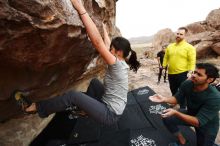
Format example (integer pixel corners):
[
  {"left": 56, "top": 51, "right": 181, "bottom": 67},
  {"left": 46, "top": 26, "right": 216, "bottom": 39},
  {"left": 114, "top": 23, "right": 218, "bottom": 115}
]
[
  {"left": 157, "top": 81, "right": 160, "bottom": 85},
  {"left": 164, "top": 80, "right": 167, "bottom": 83},
  {"left": 13, "top": 90, "right": 34, "bottom": 114}
]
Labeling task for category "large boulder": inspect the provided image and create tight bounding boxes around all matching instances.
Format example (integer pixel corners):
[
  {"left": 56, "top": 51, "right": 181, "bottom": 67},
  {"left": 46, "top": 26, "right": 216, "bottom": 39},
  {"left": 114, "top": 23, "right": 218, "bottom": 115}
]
[
  {"left": 212, "top": 42, "right": 220, "bottom": 55},
  {"left": 0, "top": 0, "right": 117, "bottom": 145},
  {"left": 194, "top": 41, "right": 215, "bottom": 59},
  {"left": 152, "top": 28, "right": 175, "bottom": 54},
  {"left": 0, "top": 0, "right": 116, "bottom": 119},
  {"left": 186, "top": 21, "right": 209, "bottom": 34},
  {"left": 206, "top": 8, "right": 220, "bottom": 30},
  {"left": 188, "top": 8, "right": 220, "bottom": 58},
  {"left": 187, "top": 31, "right": 220, "bottom": 59}
]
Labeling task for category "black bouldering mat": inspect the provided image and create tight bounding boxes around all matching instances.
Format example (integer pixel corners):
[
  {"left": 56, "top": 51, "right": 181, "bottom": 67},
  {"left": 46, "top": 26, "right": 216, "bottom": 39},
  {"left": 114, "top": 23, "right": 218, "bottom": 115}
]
[
  {"left": 68, "top": 117, "right": 100, "bottom": 145},
  {"left": 117, "top": 92, "right": 152, "bottom": 130},
  {"left": 118, "top": 104, "right": 152, "bottom": 130},
  {"left": 139, "top": 101, "right": 170, "bottom": 130},
  {"left": 30, "top": 86, "right": 197, "bottom": 146},
  {"left": 131, "top": 86, "right": 196, "bottom": 146},
  {"left": 131, "top": 86, "right": 156, "bottom": 103},
  {"left": 91, "top": 129, "right": 130, "bottom": 146},
  {"left": 131, "top": 86, "right": 170, "bottom": 130},
  {"left": 130, "top": 128, "right": 175, "bottom": 146},
  {"left": 127, "top": 91, "right": 137, "bottom": 105},
  {"left": 30, "top": 111, "right": 77, "bottom": 146}
]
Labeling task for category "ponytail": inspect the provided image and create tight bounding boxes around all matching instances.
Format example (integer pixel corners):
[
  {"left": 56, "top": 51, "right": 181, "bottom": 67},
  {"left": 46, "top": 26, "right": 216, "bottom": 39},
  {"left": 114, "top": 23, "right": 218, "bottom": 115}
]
[
  {"left": 110, "top": 36, "right": 140, "bottom": 72},
  {"left": 127, "top": 50, "right": 140, "bottom": 72}
]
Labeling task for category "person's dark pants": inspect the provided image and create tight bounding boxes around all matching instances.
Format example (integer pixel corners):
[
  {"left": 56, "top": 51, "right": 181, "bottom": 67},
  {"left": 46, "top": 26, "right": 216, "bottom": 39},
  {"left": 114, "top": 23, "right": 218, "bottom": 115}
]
[
  {"left": 168, "top": 71, "right": 188, "bottom": 108},
  {"left": 195, "top": 128, "right": 217, "bottom": 146},
  {"left": 158, "top": 67, "right": 167, "bottom": 82},
  {"left": 163, "top": 110, "right": 217, "bottom": 146},
  {"left": 36, "top": 78, "right": 120, "bottom": 125}
]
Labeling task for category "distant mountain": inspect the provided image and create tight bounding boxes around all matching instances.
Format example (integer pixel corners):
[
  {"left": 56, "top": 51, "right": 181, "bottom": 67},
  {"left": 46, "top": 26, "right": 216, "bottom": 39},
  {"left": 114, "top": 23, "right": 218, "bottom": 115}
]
[{"left": 129, "top": 35, "right": 154, "bottom": 44}]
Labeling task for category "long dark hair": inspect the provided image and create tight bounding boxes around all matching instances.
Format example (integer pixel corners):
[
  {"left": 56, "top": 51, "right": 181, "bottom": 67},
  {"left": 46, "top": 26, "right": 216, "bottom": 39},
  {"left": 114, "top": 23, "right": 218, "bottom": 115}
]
[{"left": 110, "top": 37, "right": 140, "bottom": 72}]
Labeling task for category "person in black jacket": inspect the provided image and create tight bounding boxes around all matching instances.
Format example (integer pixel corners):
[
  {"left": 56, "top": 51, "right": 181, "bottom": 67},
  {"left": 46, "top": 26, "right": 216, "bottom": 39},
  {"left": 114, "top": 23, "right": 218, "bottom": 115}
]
[{"left": 156, "top": 46, "right": 167, "bottom": 84}]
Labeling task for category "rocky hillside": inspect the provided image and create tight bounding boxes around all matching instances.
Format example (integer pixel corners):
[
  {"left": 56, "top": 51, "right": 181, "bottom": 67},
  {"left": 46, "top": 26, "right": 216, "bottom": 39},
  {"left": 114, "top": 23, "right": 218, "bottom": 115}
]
[
  {"left": 129, "top": 35, "right": 154, "bottom": 44},
  {"left": 153, "top": 8, "right": 220, "bottom": 59}
]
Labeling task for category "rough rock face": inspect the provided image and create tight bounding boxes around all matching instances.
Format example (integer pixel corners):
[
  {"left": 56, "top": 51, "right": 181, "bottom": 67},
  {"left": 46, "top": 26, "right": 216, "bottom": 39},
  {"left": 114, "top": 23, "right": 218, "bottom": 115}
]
[
  {"left": 0, "top": 0, "right": 116, "bottom": 145},
  {"left": 153, "top": 8, "right": 220, "bottom": 59},
  {"left": 206, "top": 8, "right": 220, "bottom": 30},
  {"left": 213, "top": 42, "right": 220, "bottom": 55},
  {"left": 0, "top": 0, "right": 116, "bottom": 119}
]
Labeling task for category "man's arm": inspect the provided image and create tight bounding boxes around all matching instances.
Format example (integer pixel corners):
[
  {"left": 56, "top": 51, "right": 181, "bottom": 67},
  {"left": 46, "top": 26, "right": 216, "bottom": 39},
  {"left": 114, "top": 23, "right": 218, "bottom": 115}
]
[
  {"left": 162, "top": 109, "right": 199, "bottom": 127},
  {"left": 175, "top": 111, "right": 199, "bottom": 127},
  {"left": 149, "top": 94, "right": 178, "bottom": 105}
]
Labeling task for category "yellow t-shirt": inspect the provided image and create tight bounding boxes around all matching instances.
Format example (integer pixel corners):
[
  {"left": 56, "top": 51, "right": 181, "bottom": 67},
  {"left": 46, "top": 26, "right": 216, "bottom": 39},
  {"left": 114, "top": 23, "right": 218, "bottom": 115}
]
[{"left": 163, "top": 40, "right": 196, "bottom": 74}]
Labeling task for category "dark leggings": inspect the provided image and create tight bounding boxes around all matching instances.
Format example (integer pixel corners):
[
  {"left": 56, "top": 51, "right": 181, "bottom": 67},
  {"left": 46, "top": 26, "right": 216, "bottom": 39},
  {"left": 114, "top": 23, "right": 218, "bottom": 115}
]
[
  {"left": 163, "top": 110, "right": 217, "bottom": 146},
  {"left": 36, "top": 78, "right": 120, "bottom": 125}
]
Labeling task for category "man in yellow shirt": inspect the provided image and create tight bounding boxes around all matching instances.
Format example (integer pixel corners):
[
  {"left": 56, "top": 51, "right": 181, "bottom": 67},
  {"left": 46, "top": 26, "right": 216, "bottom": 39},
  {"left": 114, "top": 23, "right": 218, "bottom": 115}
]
[{"left": 163, "top": 27, "right": 196, "bottom": 109}]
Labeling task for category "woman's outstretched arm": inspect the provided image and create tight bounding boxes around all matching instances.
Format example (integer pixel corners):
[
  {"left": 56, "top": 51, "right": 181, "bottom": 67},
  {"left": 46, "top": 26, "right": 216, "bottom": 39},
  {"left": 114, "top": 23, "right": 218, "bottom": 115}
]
[
  {"left": 70, "top": 0, "right": 116, "bottom": 65},
  {"left": 102, "top": 23, "right": 111, "bottom": 49}
]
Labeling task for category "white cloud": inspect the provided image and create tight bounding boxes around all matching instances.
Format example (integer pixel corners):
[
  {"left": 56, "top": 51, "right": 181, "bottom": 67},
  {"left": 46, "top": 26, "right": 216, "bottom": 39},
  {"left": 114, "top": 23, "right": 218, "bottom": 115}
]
[{"left": 116, "top": 0, "right": 220, "bottom": 38}]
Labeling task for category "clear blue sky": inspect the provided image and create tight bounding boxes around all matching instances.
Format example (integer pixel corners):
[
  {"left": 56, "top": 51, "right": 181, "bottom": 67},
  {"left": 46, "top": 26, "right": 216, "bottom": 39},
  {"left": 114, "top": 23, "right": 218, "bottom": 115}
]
[{"left": 116, "top": 0, "right": 220, "bottom": 38}]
